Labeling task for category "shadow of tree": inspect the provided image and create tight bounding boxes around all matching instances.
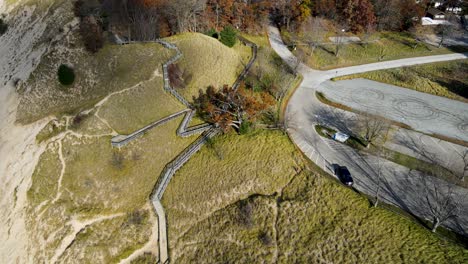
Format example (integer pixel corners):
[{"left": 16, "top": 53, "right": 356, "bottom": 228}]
[
  {"left": 311, "top": 106, "right": 359, "bottom": 137},
  {"left": 433, "top": 78, "right": 468, "bottom": 99}
]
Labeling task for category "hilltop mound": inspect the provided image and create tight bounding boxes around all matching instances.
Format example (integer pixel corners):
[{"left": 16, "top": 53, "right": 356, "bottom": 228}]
[{"left": 167, "top": 33, "right": 246, "bottom": 100}]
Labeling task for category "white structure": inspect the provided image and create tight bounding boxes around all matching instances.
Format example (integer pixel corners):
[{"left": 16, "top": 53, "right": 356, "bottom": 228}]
[
  {"left": 333, "top": 132, "right": 350, "bottom": 143},
  {"left": 421, "top": 17, "right": 453, "bottom": 25}
]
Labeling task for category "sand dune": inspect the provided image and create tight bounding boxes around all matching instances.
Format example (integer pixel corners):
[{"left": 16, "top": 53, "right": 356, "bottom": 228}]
[{"left": 0, "top": 1, "right": 55, "bottom": 261}]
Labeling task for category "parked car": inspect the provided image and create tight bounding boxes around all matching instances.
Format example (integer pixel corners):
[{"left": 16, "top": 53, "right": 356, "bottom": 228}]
[{"left": 333, "top": 165, "right": 353, "bottom": 186}]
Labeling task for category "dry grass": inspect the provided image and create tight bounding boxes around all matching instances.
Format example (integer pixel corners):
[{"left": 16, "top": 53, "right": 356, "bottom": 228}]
[
  {"left": 232, "top": 38, "right": 253, "bottom": 64},
  {"left": 173, "top": 195, "right": 278, "bottom": 262},
  {"left": 97, "top": 76, "right": 186, "bottom": 134},
  {"left": 70, "top": 112, "right": 114, "bottom": 136},
  {"left": 26, "top": 29, "right": 255, "bottom": 263},
  {"left": 27, "top": 142, "right": 62, "bottom": 207},
  {"left": 35, "top": 118, "right": 68, "bottom": 143},
  {"left": 163, "top": 130, "right": 301, "bottom": 248},
  {"left": 59, "top": 211, "right": 152, "bottom": 263},
  {"left": 276, "top": 171, "right": 468, "bottom": 263},
  {"left": 166, "top": 33, "right": 245, "bottom": 100},
  {"left": 17, "top": 35, "right": 174, "bottom": 124},
  {"left": 27, "top": 116, "right": 195, "bottom": 262},
  {"left": 282, "top": 30, "right": 468, "bottom": 70},
  {"left": 165, "top": 130, "right": 468, "bottom": 263},
  {"left": 58, "top": 119, "right": 194, "bottom": 217},
  {"left": 335, "top": 60, "right": 468, "bottom": 102},
  {"left": 130, "top": 252, "right": 158, "bottom": 263},
  {"left": 241, "top": 33, "right": 271, "bottom": 47},
  {"left": 243, "top": 34, "right": 296, "bottom": 86}
]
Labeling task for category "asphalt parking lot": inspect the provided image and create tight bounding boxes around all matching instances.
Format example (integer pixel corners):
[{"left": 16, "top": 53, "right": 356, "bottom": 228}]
[
  {"left": 320, "top": 79, "right": 468, "bottom": 142},
  {"left": 386, "top": 128, "right": 467, "bottom": 174}
]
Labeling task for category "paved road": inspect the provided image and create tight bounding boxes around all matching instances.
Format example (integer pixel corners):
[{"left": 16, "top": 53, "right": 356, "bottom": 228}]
[
  {"left": 269, "top": 25, "right": 468, "bottom": 234},
  {"left": 320, "top": 79, "right": 468, "bottom": 142}
]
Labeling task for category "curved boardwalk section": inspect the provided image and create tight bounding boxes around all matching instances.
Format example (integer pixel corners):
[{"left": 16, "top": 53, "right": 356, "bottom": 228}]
[{"left": 111, "top": 35, "right": 257, "bottom": 263}]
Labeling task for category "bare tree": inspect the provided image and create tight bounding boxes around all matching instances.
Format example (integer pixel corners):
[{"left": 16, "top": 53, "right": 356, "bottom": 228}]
[
  {"left": 80, "top": 15, "right": 104, "bottom": 52},
  {"left": 128, "top": 2, "right": 160, "bottom": 41},
  {"left": 302, "top": 17, "right": 326, "bottom": 55},
  {"left": 359, "top": 114, "right": 390, "bottom": 147},
  {"left": 111, "top": 151, "right": 125, "bottom": 170},
  {"left": 436, "top": 15, "right": 457, "bottom": 48},
  {"left": 273, "top": 75, "right": 294, "bottom": 103},
  {"left": 165, "top": 0, "right": 206, "bottom": 33},
  {"left": 409, "top": 26, "right": 425, "bottom": 50},
  {"left": 377, "top": 44, "right": 386, "bottom": 61},
  {"left": 420, "top": 174, "right": 463, "bottom": 232},
  {"left": 273, "top": 0, "right": 294, "bottom": 31},
  {"left": 291, "top": 48, "right": 305, "bottom": 75},
  {"left": 373, "top": 0, "right": 401, "bottom": 31},
  {"left": 362, "top": 21, "right": 375, "bottom": 49},
  {"left": 334, "top": 26, "right": 346, "bottom": 57}
]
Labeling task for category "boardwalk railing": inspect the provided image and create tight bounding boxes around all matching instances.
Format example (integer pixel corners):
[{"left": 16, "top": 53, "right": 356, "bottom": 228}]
[
  {"left": 233, "top": 36, "right": 258, "bottom": 90},
  {"left": 111, "top": 110, "right": 190, "bottom": 147},
  {"left": 177, "top": 109, "right": 211, "bottom": 137},
  {"left": 158, "top": 40, "right": 191, "bottom": 107},
  {"left": 151, "top": 128, "right": 220, "bottom": 200}
]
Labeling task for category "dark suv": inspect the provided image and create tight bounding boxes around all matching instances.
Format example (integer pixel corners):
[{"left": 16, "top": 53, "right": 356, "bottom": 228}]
[{"left": 334, "top": 165, "right": 353, "bottom": 186}]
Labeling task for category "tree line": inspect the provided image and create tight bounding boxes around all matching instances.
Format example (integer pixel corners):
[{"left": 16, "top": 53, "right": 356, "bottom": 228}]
[
  {"left": 74, "top": 0, "right": 460, "bottom": 53},
  {"left": 74, "top": 0, "right": 272, "bottom": 46},
  {"left": 272, "top": 0, "right": 433, "bottom": 33}
]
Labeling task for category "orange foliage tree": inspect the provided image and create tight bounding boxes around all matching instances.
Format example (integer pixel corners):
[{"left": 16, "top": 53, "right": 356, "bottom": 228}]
[{"left": 193, "top": 84, "right": 274, "bottom": 132}]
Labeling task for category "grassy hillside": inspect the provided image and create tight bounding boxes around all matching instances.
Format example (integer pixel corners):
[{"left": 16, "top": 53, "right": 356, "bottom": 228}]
[
  {"left": 17, "top": 35, "right": 174, "bottom": 124},
  {"left": 166, "top": 33, "right": 246, "bottom": 100},
  {"left": 335, "top": 60, "right": 468, "bottom": 102},
  {"left": 163, "top": 130, "right": 301, "bottom": 246},
  {"left": 97, "top": 75, "right": 186, "bottom": 135},
  {"left": 25, "top": 30, "right": 257, "bottom": 263},
  {"left": 164, "top": 130, "right": 468, "bottom": 263},
  {"left": 27, "top": 116, "right": 195, "bottom": 262}
]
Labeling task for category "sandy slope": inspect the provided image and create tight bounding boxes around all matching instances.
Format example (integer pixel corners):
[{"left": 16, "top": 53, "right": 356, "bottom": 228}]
[
  {"left": 0, "top": 1, "right": 58, "bottom": 262},
  {"left": 0, "top": 82, "right": 49, "bottom": 263}
]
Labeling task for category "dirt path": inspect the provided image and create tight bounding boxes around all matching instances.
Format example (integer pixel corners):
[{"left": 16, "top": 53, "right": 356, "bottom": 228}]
[
  {"left": 49, "top": 213, "right": 124, "bottom": 264},
  {"left": 119, "top": 204, "right": 159, "bottom": 264}
]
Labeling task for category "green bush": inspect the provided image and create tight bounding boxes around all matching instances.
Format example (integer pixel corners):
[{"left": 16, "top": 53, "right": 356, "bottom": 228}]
[
  {"left": 0, "top": 18, "right": 7, "bottom": 36},
  {"left": 220, "top": 26, "right": 237, "bottom": 47},
  {"left": 238, "top": 121, "right": 253, "bottom": 135},
  {"left": 57, "top": 64, "right": 75, "bottom": 86},
  {"left": 205, "top": 28, "right": 219, "bottom": 39}
]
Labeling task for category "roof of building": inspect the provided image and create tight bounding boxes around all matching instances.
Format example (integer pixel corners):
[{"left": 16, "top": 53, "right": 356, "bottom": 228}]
[{"left": 427, "top": 8, "right": 445, "bottom": 16}]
